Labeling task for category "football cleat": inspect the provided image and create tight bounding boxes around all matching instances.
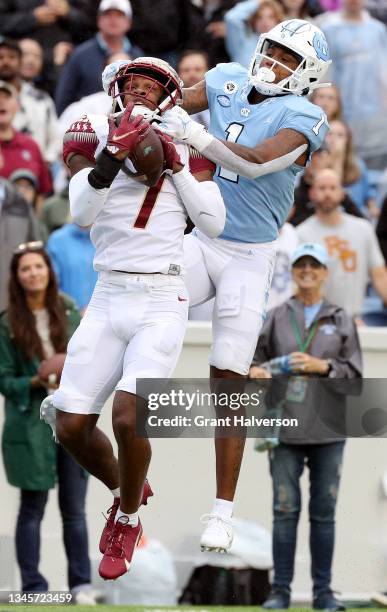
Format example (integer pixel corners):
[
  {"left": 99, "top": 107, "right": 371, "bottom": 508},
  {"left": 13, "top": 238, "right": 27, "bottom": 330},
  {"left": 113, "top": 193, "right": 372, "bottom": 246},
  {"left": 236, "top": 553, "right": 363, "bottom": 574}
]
[
  {"left": 99, "top": 480, "right": 153, "bottom": 554},
  {"left": 99, "top": 517, "right": 142, "bottom": 580},
  {"left": 200, "top": 513, "right": 233, "bottom": 553},
  {"left": 40, "top": 395, "right": 57, "bottom": 441}
]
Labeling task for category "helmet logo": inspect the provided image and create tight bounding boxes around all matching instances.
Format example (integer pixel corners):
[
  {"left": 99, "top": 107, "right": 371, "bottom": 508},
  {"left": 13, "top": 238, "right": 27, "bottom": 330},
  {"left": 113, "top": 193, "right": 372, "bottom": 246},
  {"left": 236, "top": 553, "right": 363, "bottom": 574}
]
[
  {"left": 280, "top": 19, "right": 310, "bottom": 37},
  {"left": 312, "top": 31, "right": 330, "bottom": 61}
]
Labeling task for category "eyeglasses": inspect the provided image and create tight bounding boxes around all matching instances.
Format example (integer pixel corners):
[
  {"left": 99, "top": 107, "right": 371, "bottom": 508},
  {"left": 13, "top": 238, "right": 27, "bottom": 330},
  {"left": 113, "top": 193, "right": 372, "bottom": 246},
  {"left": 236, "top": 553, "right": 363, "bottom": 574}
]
[
  {"left": 13, "top": 241, "right": 44, "bottom": 254},
  {"left": 293, "top": 259, "right": 325, "bottom": 270}
]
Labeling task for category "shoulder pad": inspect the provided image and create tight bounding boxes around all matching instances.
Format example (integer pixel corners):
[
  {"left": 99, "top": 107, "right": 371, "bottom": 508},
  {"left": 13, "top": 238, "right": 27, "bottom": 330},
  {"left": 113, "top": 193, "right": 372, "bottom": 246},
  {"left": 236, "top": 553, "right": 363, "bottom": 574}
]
[{"left": 63, "top": 115, "right": 99, "bottom": 146}]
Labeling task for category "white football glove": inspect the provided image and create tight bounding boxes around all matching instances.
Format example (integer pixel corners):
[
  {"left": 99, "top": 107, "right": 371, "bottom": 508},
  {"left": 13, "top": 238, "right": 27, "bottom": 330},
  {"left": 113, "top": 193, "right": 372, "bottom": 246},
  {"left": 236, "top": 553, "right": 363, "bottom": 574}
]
[{"left": 158, "top": 106, "right": 214, "bottom": 152}]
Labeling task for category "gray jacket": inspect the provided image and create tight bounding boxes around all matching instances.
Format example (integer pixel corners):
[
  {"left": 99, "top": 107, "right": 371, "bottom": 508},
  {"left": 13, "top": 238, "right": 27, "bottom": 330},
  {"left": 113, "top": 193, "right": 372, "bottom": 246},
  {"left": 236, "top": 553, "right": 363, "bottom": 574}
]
[
  {"left": 253, "top": 296, "right": 363, "bottom": 444},
  {"left": 0, "top": 180, "right": 41, "bottom": 310}
]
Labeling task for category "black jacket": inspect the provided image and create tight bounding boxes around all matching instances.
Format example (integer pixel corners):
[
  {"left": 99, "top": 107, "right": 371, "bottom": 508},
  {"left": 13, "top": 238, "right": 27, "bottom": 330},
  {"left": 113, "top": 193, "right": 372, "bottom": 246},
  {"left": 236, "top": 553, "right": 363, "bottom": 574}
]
[{"left": 376, "top": 197, "right": 387, "bottom": 265}]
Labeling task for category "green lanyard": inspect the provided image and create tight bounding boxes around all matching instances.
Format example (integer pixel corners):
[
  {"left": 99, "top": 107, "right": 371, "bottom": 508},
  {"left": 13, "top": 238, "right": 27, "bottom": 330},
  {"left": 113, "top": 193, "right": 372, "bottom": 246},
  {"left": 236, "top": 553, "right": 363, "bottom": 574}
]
[{"left": 290, "top": 310, "right": 319, "bottom": 353}]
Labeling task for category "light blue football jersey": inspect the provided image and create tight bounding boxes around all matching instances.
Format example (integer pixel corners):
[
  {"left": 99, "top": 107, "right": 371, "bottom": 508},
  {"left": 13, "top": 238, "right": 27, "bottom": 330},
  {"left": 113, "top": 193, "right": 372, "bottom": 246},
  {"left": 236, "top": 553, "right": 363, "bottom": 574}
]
[{"left": 205, "top": 63, "right": 329, "bottom": 243}]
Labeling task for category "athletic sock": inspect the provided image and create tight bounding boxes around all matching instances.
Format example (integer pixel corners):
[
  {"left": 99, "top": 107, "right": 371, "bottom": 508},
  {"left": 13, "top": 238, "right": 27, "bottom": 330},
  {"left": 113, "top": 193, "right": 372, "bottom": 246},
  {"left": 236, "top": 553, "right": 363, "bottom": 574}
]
[
  {"left": 212, "top": 498, "right": 233, "bottom": 520},
  {"left": 110, "top": 487, "right": 120, "bottom": 498},
  {"left": 115, "top": 507, "right": 138, "bottom": 527}
]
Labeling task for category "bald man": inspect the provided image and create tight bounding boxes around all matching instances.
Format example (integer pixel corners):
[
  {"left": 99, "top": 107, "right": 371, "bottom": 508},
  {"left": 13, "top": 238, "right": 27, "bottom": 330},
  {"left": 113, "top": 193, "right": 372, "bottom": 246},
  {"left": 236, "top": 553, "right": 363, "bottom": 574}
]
[{"left": 296, "top": 168, "right": 387, "bottom": 318}]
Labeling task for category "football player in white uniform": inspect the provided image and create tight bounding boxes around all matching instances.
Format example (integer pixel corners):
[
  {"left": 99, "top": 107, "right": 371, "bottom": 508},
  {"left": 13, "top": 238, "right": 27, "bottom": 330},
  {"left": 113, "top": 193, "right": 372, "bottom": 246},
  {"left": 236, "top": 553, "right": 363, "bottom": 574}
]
[{"left": 41, "top": 57, "right": 226, "bottom": 581}]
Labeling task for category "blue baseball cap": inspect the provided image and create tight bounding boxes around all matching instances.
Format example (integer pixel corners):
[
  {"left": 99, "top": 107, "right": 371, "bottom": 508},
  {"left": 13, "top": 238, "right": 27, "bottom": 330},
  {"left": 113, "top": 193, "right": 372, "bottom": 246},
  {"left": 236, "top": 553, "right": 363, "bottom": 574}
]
[{"left": 291, "top": 243, "right": 329, "bottom": 267}]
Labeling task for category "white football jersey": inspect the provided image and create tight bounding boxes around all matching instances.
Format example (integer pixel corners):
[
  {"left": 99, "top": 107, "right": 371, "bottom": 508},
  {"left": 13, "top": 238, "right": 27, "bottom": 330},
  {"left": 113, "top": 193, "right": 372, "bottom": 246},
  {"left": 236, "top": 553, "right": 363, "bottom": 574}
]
[{"left": 64, "top": 113, "right": 193, "bottom": 275}]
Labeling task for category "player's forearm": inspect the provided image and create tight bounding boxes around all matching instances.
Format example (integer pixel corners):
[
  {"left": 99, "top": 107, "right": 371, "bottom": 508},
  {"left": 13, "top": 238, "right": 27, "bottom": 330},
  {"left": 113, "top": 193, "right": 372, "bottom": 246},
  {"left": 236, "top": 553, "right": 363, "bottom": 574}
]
[
  {"left": 201, "top": 138, "right": 308, "bottom": 179},
  {"left": 182, "top": 81, "right": 209, "bottom": 115},
  {"left": 69, "top": 167, "right": 109, "bottom": 226},
  {"left": 172, "top": 166, "right": 226, "bottom": 238}
]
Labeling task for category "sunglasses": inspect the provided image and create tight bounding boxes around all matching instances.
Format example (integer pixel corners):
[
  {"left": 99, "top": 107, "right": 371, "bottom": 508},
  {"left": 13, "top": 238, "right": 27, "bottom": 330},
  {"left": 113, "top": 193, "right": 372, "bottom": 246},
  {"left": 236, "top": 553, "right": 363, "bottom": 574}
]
[{"left": 13, "top": 241, "right": 44, "bottom": 254}]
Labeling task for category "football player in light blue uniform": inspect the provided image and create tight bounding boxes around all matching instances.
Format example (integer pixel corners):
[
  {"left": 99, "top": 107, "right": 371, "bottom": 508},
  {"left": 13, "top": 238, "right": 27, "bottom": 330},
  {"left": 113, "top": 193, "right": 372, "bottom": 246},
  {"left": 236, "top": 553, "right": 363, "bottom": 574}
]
[{"left": 159, "top": 19, "right": 331, "bottom": 552}]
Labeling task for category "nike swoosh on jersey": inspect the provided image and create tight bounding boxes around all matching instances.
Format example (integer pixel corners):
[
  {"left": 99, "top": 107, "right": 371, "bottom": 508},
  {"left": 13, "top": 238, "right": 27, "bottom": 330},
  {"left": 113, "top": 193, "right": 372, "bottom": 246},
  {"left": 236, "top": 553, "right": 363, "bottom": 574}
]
[{"left": 178, "top": 296, "right": 187, "bottom": 301}]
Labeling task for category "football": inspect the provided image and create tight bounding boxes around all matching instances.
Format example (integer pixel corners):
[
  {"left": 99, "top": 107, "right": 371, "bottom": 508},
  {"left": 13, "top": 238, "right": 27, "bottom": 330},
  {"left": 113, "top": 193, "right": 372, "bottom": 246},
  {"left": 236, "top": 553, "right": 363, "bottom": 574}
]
[
  {"left": 130, "top": 127, "right": 165, "bottom": 187},
  {"left": 38, "top": 353, "right": 66, "bottom": 383}
]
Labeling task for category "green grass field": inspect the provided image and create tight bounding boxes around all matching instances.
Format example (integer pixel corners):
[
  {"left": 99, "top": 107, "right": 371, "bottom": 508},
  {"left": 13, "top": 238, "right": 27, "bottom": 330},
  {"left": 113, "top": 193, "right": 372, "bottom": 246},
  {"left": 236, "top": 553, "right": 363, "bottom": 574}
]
[{"left": 0, "top": 606, "right": 380, "bottom": 612}]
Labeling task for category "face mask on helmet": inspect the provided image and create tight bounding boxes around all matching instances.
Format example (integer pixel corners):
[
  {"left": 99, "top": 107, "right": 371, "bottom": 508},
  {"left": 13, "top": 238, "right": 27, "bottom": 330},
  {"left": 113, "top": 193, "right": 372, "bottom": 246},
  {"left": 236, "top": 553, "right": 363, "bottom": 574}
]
[
  {"left": 248, "top": 19, "right": 331, "bottom": 97},
  {"left": 103, "top": 57, "right": 183, "bottom": 122}
]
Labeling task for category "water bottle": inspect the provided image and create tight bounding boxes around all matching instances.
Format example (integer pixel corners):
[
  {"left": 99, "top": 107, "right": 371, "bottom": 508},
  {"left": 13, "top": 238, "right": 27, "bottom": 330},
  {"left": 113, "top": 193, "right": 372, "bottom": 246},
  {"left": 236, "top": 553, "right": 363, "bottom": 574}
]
[{"left": 261, "top": 355, "right": 292, "bottom": 375}]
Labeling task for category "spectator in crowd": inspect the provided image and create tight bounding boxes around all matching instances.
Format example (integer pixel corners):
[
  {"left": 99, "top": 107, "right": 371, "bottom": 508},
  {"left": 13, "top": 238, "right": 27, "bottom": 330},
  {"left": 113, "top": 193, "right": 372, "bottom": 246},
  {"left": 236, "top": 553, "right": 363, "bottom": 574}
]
[
  {"left": 296, "top": 168, "right": 387, "bottom": 318},
  {"left": 19, "top": 38, "right": 44, "bottom": 85},
  {"left": 324, "top": 119, "right": 379, "bottom": 218},
  {"left": 57, "top": 51, "right": 131, "bottom": 139},
  {"left": 290, "top": 148, "right": 364, "bottom": 227},
  {"left": 267, "top": 222, "right": 299, "bottom": 309},
  {"left": 318, "top": 0, "right": 387, "bottom": 170},
  {"left": 55, "top": 0, "right": 142, "bottom": 115},
  {"left": 189, "top": 0, "right": 238, "bottom": 67},
  {"left": 0, "top": 37, "right": 61, "bottom": 164},
  {"left": 224, "top": 0, "right": 285, "bottom": 67},
  {"left": 40, "top": 182, "right": 70, "bottom": 235},
  {"left": 0, "top": 178, "right": 42, "bottom": 310},
  {"left": 9, "top": 167, "right": 39, "bottom": 207},
  {"left": 249, "top": 242, "right": 362, "bottom": 611},
  {"left": 0, "top": 243, "right": 95, "bottom": 602},
  {"left": 177, "top": 50, "right": 210, "bottom": 129},
  {"left": 278, "top": 0, "right": 323, "bottom": 19},
  {"left": 0, "top": 80, "right": 52, "bottom": 209},
  {"left": 130, "top": 0, "right": 195, "bottom": 67},
  {"left": 0, "top": 0, "right": 94, "bottom": 56},
  {"left": 376, "top": 197, "right": 387, "bottom": 265},
  {"left": 47, "top": 224, "right": 97, "bottom": 311},
  {"left": 310, "top": 84, "right": 342, "bottom": 122}
]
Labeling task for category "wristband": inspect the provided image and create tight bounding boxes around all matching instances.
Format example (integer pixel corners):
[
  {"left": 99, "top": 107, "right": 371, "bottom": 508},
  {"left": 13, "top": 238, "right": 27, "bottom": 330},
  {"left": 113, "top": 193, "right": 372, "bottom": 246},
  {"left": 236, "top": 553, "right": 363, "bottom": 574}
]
[{"left": 88, "top": 149, "right": 123, "bottom": 189}]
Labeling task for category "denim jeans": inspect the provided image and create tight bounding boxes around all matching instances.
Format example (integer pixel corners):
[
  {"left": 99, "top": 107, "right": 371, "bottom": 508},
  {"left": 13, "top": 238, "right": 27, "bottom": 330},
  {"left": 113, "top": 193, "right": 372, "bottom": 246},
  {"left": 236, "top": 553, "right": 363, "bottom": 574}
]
[
  {"left": 268, "top": 441, "right": 345, "bottom": 596},
  {"left": 15, "top": 445, "right": 91, "bottom": 592}
]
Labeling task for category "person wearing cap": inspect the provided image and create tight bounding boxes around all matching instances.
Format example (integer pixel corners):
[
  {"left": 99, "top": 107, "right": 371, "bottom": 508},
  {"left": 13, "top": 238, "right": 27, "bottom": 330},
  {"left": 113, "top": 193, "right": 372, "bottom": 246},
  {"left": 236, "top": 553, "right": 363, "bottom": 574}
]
[
  {"left": 296, "top": 168, "right": 387, "bottom": 320},
  {"left": 0, "top": 37, "right": 61, "bottom": 165},
  {"left": 55, "top": 0, "right": 142, "bottom": 115},
  {"left": 0, "top": 79, "right": 52, "bottom": 204},
  {"left": 249, "top": 242, "right": 362, "bottom": 611}
]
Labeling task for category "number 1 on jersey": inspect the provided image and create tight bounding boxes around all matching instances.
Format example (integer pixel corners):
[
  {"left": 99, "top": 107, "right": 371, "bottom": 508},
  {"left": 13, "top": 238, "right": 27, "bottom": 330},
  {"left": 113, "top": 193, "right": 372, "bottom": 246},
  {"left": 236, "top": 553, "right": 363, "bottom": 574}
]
[{"left": 218, "top": 123, "right": 245, "bottom": 183}]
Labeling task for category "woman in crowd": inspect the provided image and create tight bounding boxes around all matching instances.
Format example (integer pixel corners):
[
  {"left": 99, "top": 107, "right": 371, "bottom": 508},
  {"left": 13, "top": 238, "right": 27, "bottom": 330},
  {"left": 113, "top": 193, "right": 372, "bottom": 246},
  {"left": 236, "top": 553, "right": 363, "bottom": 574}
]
[
  {"left": 325, "top": 119, "right": 379, "bottom": 218},
  {"left": 311, "top": 85, "right": 342, "bottom": 123},
  {"left": 225, "top": 0, "right": 285, "bottom": 66},
  {"left": 0, "top": 242, "right": 94, "bottom": 603},
  {"left": 249, "top": 242, "right": 362, "bottom": 611}
]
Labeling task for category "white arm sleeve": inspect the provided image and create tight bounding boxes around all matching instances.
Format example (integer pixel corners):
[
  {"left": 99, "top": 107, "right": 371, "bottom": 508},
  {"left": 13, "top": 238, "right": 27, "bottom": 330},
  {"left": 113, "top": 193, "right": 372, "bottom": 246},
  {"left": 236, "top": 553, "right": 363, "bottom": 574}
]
[
  {"left": 200, "top": 138, "right": 308, "bottom": 179},
  {"left": 171, "top": 166, "right": 226, "bottom": 238},
  {"left": 69, "top": 167, "right": 109, "bottom": 227}
]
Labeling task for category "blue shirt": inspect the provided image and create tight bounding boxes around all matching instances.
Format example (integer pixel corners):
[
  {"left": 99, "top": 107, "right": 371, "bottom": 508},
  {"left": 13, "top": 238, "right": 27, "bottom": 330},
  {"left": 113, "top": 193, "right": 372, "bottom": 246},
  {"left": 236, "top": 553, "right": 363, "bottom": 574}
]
[
  {"left": 47, "top": 224, "right": 97, "bottom": 309},
  {"left": 304, "top": 302, "right": 322, "bottom": 329},
  {"left": 224, "top": 0, "right": 260, "bottom": 67},
  {"left": 205, "top": 63, "right": 328, "bottom": 243}
]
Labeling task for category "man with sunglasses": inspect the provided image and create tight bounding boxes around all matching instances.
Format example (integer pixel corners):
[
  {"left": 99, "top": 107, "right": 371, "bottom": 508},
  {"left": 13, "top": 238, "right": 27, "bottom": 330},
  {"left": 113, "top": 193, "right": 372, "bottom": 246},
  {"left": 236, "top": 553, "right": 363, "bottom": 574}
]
[
  {"left": 42, "top": 56, "right": 226, "bottom": 581},
  {"left": 249, "top": 242, "right": 362, "bottom": 611}
]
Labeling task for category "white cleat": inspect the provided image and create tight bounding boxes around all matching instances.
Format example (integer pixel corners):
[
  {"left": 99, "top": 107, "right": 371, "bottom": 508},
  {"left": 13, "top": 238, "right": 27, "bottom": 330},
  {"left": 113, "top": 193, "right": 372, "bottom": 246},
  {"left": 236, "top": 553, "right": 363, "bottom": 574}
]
[
  {"left": 200, "top": 513, "right": 233, "bottom": 553},
  {"left": 40, "top": 395, "right": 58, "bottom": 442}
]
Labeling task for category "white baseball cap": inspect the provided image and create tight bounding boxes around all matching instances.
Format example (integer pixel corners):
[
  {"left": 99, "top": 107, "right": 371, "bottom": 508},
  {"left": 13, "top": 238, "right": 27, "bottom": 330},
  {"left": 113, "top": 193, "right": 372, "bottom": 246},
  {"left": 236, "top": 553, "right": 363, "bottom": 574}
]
[{"left": 98, "top": 0, "right": 132, "bottom": 18}]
